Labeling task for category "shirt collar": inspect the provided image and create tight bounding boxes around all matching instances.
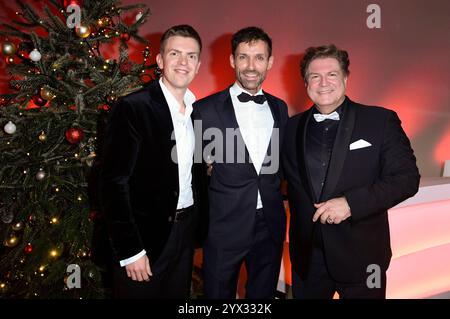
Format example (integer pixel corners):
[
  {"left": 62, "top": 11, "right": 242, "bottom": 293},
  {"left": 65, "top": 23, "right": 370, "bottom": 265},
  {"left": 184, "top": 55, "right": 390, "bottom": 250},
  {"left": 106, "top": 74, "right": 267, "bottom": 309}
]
[
  {"left": 159, "top": 78, "right": 196, "bottom": 117},
  {"left": 313, "top": 96, "right": 348, "bottom": 117}
]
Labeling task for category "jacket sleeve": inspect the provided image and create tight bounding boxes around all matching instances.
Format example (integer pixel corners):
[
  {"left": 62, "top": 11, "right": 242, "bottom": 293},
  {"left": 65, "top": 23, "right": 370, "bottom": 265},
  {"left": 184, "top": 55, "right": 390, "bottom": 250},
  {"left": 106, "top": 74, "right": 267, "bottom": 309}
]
[
  {"left": 99, "top": 99, "right": 145, "bottom": 261},
  {"left": 344, "top": 111, "right": 420, "bottom": 221}
]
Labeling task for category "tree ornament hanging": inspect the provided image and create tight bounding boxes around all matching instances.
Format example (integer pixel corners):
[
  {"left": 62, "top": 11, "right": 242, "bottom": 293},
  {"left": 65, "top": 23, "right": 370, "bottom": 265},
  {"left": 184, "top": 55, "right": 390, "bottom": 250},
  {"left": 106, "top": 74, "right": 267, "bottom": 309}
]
[
  {"left": 1, "top": 42, "right": 16, "bottom": 56},
  {"left": 32, "top": 95, "right": 46, "bottom": 107},
  {"left": 29, "top": 49, "right": 41, "bottom": 62},
  {"left": 40, "top": 87, "right": 55, "bottom": 101},
  {"left": 38, "top": 131, "right": 47, "bottom": 142},
  {"left": 75, "top": 24, "right": 91, "bottom": 38},
  {"left": 3, "top": 121, "right": 16, "bottom": 134},
  {"left": 135, "top": 11, "right": 143, "bottom": 22},
  {"left": 65, "top": 127, "right": 84, "bottom": 144},
  {"left": 24, "top": 243, "right": 33, "bottom": 254},
  {"left": 4, "top": 235, "right": 19, "bottom": 247},
  {"left": 36, "top": 169, "right": 46, "bottom": 181},
  {"left": 11, "top": 222, "right": 24, "bottom": 231}
]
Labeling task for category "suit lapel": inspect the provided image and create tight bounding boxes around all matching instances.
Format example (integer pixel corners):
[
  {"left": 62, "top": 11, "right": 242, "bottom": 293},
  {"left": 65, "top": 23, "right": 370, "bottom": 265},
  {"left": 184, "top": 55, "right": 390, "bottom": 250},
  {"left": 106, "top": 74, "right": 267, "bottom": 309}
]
[
  {"left": 146, "top": 80, "right": 178, "bottom": 165},
  {"left": 321, "top": 99, "right": 356, "bottom": 200},
  {"left": 264, "top": 91, "right": 280, "bottom": 130},
  {"left": 297, "top": 107, "right": 317, "bottom": 203}
]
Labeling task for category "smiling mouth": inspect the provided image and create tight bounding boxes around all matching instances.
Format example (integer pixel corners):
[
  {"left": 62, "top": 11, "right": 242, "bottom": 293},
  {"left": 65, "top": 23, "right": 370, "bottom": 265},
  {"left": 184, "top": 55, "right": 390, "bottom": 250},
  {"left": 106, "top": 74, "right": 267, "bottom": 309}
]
[
  {"left": 175, "top": 69, "right": 189, "bottom": 74},
  {"left": 243, "top": 73, "right": 259, "bottom": 80}
]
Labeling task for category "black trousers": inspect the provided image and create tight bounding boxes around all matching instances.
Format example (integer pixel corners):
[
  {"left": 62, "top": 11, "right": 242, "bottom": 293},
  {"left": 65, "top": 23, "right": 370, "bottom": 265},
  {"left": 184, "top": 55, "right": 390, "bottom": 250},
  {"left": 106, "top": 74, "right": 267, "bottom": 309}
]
[
  {"left": 113, "top": 209, "right": 195, "bottom": 299},
  {"left": 203, "top": 209, "right": 283, "bottom": 299},
  {"left": 292, "top": 244, "right": 386, "bottom": 299}
]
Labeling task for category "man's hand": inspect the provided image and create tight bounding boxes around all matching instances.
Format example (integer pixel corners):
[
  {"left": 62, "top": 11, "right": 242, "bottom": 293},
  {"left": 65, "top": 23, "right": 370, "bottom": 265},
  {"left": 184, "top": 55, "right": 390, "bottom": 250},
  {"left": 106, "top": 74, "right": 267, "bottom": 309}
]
[
  {"left": 312, "top": 197, "right": 351, "bottom": 224},
  {"left": 125, "top": 254, "right": 152, "bottom": 281}
]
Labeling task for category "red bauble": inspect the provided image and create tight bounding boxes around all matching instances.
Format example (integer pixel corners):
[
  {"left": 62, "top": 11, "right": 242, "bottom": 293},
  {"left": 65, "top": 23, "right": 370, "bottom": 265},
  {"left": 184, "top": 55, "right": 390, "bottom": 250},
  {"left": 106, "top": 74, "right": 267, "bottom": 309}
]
[
  {"left": 120, "top": 33, "right": 130, "bottom": 42},
  {"left": 63, "top": 0, "right": 83, "bottom": 8},
  {"left": 88, "top": 210, "right": 104, "bottom": 221},
  {"left": 65, "top": 127, "right": 84, "bottom": 144},
  {"left": 24, "top": 243, "right": 33, "bottom": 254},
  {"left": 97, "top": 104, "right": 110, "bottom": 111},
  {"left": 32, "top": 95, "right": 47, "bottom": 107},
  {"left": 119, "top": 61, "right": 132, "bottom": 74}
]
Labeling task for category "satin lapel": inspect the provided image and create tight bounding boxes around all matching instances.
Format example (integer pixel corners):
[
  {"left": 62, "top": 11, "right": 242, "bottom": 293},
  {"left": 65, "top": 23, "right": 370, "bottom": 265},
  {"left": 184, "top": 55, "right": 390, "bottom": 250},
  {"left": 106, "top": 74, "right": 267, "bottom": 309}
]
[
  {"left": 262, "top": 92, "right": 280, "bottom": 170},
  {"left": 264, "top": 91, "right": 280, "bottom": 130},
  {"left": 297, "top": 107, "right": 317, "bottom": 203},
  {"left": 215, "top": 89, "right": 255, "bottom": 175},
  {"left": 146, "top": 80, "right": 177, "bottom": 164},
  {"left": 321, "top": 101, "right": 356, "bottom": 201}
]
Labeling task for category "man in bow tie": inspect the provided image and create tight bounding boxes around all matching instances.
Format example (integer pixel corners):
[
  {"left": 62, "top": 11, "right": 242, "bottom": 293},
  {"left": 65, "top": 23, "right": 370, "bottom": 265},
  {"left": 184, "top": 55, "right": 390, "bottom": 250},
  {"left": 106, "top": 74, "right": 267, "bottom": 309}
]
[
  {"left": 193, "top": 26, "right": 288, "bottom": 298},
  {"left": 282, "top": 44, "right": 420, "bottom": 298}
]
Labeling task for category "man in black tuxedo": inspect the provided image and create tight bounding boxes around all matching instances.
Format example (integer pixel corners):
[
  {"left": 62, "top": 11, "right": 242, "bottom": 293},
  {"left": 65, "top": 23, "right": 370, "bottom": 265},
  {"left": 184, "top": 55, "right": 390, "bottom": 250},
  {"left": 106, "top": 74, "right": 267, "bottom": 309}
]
[
  {"left": 193, "top": 27, "right": 288, "bottom": 298},
  {"left": 282, "top": 44, "right": 420, "bottom": 298},
  {"left": 100, "top": 25, "right": 207, "bottom": 298}
]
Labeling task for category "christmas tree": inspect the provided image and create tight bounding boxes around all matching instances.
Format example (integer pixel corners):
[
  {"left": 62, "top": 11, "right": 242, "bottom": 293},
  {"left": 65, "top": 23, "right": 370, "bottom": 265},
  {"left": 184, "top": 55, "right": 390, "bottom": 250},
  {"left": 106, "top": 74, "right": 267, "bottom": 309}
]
[{"left": 0, "top": 0, "right": 155, "bottom": 298}]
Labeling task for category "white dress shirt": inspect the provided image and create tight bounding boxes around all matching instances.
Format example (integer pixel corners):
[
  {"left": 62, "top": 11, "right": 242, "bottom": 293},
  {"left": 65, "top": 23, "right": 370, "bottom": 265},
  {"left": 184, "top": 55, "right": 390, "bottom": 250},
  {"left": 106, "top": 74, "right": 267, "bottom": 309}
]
[
  {"left": 120, "top": 78, "right": 195, "bottom": 267},
  {"left": 229, "top": 83, "right": 274, "bottom": 209}
]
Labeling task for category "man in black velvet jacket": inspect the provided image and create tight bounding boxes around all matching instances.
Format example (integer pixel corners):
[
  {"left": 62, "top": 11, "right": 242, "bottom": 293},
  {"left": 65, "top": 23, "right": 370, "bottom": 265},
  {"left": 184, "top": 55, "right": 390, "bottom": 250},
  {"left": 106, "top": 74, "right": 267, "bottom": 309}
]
[
  {"left": 100, "top": 25, "right": 207, "bottom": 298},
  {"left": 282, "top": 44, "right": 420, "bottom": 298}
]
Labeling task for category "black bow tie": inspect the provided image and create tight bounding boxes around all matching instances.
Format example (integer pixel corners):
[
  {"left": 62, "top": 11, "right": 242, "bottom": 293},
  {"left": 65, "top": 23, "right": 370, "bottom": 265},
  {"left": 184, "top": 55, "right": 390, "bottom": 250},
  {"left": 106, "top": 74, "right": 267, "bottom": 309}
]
[{"left": 237, "top": 92, "right": 267, "bottom": 104}]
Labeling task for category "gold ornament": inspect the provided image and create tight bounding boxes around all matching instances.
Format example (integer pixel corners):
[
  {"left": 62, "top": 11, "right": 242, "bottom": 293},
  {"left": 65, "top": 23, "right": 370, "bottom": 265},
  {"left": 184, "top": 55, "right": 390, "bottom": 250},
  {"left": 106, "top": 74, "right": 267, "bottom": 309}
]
[
  {"left": 1, "top": 42, "right": 16, "bottom": 56},
  {"left": 11, "top": 222, "right": 24, "bottom": 231},
  {"left": 4, "top": 235, "right": 19, "bottom": 247},
  {"left": 38, "top": 131, "right": 47, "bottom": 142},
  {"left": 40, "top": 87, "right": 55, "bottom": 101},
  {"left": 75, "top": 24, "right": 91, "bottom": 38}
]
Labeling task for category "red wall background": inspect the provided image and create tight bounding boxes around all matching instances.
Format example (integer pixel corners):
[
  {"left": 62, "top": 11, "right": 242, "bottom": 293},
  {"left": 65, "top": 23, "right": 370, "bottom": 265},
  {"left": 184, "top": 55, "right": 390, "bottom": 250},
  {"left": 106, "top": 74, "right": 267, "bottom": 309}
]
[{"left": 1, "top": 0, "right": 449, "bottom": 177}]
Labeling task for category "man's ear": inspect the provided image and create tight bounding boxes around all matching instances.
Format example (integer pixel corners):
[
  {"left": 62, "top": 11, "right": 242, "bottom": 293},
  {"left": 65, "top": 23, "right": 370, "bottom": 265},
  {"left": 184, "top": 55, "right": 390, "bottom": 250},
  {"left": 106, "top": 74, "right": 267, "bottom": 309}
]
[
  {"left": 267, "top": 55, "right": 274, "bottom": 70},
  {"left": 156, "top": 53, "right": 163, "bottom": 70},
  {"left": 229, "top": 54, "right": 235, "bottom": 69}
]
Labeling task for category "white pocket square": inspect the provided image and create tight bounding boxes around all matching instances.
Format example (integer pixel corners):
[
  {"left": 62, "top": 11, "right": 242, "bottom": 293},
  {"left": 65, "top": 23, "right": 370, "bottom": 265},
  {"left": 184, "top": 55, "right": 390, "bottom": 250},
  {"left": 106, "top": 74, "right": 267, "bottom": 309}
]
[{"left": 349, "top": 139, "right": 372, "bottom": 150}]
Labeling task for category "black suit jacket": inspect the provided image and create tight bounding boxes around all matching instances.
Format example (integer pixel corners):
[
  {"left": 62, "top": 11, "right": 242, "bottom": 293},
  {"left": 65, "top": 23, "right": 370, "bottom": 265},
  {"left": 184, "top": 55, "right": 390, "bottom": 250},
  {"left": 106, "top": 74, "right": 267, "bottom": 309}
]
[
  {"left": 99, "top": 80, "right": 208, "bottom": 264},
  {"left": 282, "top": 98, "right": 420, "bottom": 283},
  {"left": 193, "top": 87, "right": 289, "bottom": 249}
]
